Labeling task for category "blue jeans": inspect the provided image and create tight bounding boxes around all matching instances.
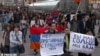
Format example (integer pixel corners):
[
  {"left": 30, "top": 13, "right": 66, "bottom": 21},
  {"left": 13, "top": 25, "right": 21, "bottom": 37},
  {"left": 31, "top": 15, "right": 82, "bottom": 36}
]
[
  {"left": 2, "top": 23, "right": 7, "bottom": 30},
  {"left": 10, "top": 46, "right": 20, "bottom": 56},
  {"left": 21, "top": 28, "right": 27, "bottom": 41}
]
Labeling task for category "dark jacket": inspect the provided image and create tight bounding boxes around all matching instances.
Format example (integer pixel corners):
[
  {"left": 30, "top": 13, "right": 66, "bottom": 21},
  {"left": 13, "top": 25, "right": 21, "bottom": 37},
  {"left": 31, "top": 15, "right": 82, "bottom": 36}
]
[
  {"left": 44, "top": 29, "right": 58, "bottom": 34},
  {"left": 8, "top": 19, "right": 15, "bottom": 24},
  {"left": 13, "top": 13, "right": 20, "bottom": 23},
  {"left": 70, "top": 20, "right": 79, "bottom": 32},
  {"left": 78, "top": 20, "right": 88, "bottom": 34}
]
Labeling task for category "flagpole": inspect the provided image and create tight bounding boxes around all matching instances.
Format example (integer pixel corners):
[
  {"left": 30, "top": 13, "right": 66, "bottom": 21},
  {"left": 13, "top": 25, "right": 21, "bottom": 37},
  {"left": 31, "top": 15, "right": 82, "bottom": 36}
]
[{"left": 76, "top": 0, "right": 82, "bottom": 14}]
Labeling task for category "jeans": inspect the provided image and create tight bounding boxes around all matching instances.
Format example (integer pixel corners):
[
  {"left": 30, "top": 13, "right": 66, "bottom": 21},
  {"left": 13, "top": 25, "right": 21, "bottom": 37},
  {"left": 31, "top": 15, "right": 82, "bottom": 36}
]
[
  {"left": 21, "top": 28, "right": 27, "bottom": 41},
  {"left": 2, "top": 23, "right": 7, "bottom": 30},
  {"left": 10, "top": 46, "right": 20, "bottom": 56}
]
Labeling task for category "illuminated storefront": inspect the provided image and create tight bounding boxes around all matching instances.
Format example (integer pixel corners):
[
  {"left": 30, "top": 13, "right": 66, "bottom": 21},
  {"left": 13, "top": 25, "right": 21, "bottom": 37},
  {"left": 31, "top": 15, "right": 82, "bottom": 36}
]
[
  {"left": 88, "top": 0, "right": 100, "bottom": 9},
  {"left": 89, "top": 0, "right": 100, "bottom": 4}
]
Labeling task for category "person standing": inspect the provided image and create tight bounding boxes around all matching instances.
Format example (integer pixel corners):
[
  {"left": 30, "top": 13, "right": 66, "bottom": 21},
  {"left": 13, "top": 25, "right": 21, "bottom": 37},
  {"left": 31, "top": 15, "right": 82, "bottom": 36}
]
[
  {"left": 78, "top": 14, "right": 89, "bottom": 34},
  {"left": 44, "top": 22, "right": 60, "bottom": 56},
  {"left": 2, "top": 24, "right": 11, "bottom": 53},
  {"left": 20, "top": 15, "right": 28, "bottom": 43},
  {"left": 38, "top": 18, "right": 45, "bottom": 27},
  {"left": 13, "top": 11, "right": 20, "bottom": 23},
  {"left": 88, "top": 14, "right": 97, "bottom": 35},
  {"left": 30, "top": 17, "right": 36, "bottom": 27},
  {"left": 70, "top": 15, "right": 79, "bottom": 32},
  {"left": 60, "top": 18, "right": 68, "bottom": 29},
  {"left": 10, "top": 24, "right": 23, "bottom": 56},
  {"left": 2, "top": 12, "right": 10, "bottom": 30},
  {"left": 95, "top": 17, "right": 100, "bottom": 36},
  {"left": 63, "top": 28, "right": 72, "bottom": 56}
]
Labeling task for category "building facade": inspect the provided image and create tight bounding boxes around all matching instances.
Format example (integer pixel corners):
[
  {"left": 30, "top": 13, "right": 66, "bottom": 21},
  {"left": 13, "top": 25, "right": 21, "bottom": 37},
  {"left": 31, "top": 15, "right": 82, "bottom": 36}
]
[
  {"left": 56, "top": 0, "right": 89, "bottom": 13},
  {"left": 1, "top": 0, "right": 99, "bottom": 14},
  {"left": 24, "top": 0, "right": 41, "bottom": 6}
]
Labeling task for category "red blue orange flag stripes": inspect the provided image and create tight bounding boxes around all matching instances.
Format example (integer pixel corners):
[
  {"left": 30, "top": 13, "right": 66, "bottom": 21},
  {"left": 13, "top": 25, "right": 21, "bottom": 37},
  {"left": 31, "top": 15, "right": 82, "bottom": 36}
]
[
  {"left": 29, "top": 27, "right": 63, "bottom": 50},
  {"left": 29, "top": 27, "right": 47, "bottom": 50}
]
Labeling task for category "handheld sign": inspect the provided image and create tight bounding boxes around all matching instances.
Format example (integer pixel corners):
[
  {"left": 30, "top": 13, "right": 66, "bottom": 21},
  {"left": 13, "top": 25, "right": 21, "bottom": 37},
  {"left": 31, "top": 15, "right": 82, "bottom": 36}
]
[
  {"left": 40, "top": 34, "right": 64, "bottom": 56},
  {"left": 69, "top": 32, "right": 95, "bottom": 54}
]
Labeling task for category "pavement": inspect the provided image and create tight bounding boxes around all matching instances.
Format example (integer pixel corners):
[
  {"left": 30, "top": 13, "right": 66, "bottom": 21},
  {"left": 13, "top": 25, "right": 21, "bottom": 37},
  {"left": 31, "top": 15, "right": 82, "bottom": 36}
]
[{"left": 0, "top": 24, "right": 100, "bottom": 56}]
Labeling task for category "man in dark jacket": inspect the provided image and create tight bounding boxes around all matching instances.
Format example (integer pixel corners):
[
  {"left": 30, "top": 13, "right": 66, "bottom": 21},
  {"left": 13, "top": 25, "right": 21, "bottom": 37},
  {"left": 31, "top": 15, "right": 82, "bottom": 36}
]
[
  {"left": 13, "top": 11, "right": 20, "bottom": 23},
  {"left": 88, "top": 14, "right": 96, "bottom": 35},
  {"left": 78, "top": 14, "right": 89, "bottom": 34}
]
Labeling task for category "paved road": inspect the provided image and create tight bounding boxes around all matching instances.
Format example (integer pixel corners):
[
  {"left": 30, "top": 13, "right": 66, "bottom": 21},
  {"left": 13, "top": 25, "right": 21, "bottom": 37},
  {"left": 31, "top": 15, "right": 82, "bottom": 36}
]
[{"left": 0, "top": 24, "right": 100, "bottom": 56}]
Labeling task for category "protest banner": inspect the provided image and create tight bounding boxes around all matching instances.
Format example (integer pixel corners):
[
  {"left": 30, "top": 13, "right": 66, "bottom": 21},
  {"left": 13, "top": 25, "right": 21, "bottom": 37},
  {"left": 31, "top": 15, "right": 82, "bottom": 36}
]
[
  {"left": 40, "top": 34, "right": 64, "bottom": 56},
  {"left": 69, "top": 32, "right": 95, "bottom": 54}
]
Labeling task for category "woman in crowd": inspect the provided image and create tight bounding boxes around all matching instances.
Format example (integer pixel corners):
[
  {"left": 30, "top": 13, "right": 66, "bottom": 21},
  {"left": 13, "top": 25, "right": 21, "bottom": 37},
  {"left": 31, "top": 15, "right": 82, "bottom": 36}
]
[
  {"left": 10, "top": 24, "right": 23, "bottom": 56},
  {"left": 20, "top": 15, "right": 28, "bottom": 43},
  {"left": 38, "top": 16, "right": 45, "bottom": 27},
  {"left": 46, "top": 15, "right": 52, "bottom": 24},
  {"left": 2, "top": 24, "right": 11, "bottom": 53},
  {"left": 54, "top": 17, "right": 60, "bottom": 24},
  {"left": 30, "top": 17, "right": 36, "bottom": 27},
  {"left": 60, "top": 18, "right": 68, "bottom": 29}
]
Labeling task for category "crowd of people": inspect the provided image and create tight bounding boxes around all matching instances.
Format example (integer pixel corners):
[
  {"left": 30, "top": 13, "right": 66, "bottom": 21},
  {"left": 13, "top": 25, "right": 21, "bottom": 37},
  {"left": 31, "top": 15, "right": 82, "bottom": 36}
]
[{"left": 0, "top": 6, "right": 100, "bottom": 56}]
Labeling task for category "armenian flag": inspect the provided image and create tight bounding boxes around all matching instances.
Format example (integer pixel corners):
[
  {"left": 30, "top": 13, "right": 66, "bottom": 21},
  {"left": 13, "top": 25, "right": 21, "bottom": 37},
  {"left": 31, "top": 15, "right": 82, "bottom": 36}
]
[
  {"left": 29, "top": 26, "right": 63, "bottom": 50},
  {"left": 29, "top": 27, "right": 47, "bottom": 50}
]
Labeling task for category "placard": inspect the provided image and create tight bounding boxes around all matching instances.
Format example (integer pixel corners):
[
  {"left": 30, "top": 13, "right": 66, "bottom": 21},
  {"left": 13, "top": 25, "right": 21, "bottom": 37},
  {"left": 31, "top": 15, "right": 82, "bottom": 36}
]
[
  {"left": 69, "top": 32, "right": 95, "bottom": 54},
  {"left": 40, "top": 34, "right": 64, "bottom": 56}
]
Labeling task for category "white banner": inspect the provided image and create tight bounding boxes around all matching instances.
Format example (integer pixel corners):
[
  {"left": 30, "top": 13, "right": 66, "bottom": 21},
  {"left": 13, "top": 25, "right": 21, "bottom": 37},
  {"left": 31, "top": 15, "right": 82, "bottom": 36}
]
[
  {"left": 40, "top": 34, "right": 64, "bottom": 56},
  {"left": 69, "top": 32, "right": 95, "bottom": 54}
]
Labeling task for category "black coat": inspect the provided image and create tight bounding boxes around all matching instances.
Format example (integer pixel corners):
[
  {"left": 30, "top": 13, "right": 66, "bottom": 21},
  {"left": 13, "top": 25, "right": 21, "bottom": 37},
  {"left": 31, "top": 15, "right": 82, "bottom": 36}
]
[
  {"left": 9, "top": 19, "right": 15, "bottom": 24},
  {"left": 78, "top": 20, "right": 87, "bottom": 34}
]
